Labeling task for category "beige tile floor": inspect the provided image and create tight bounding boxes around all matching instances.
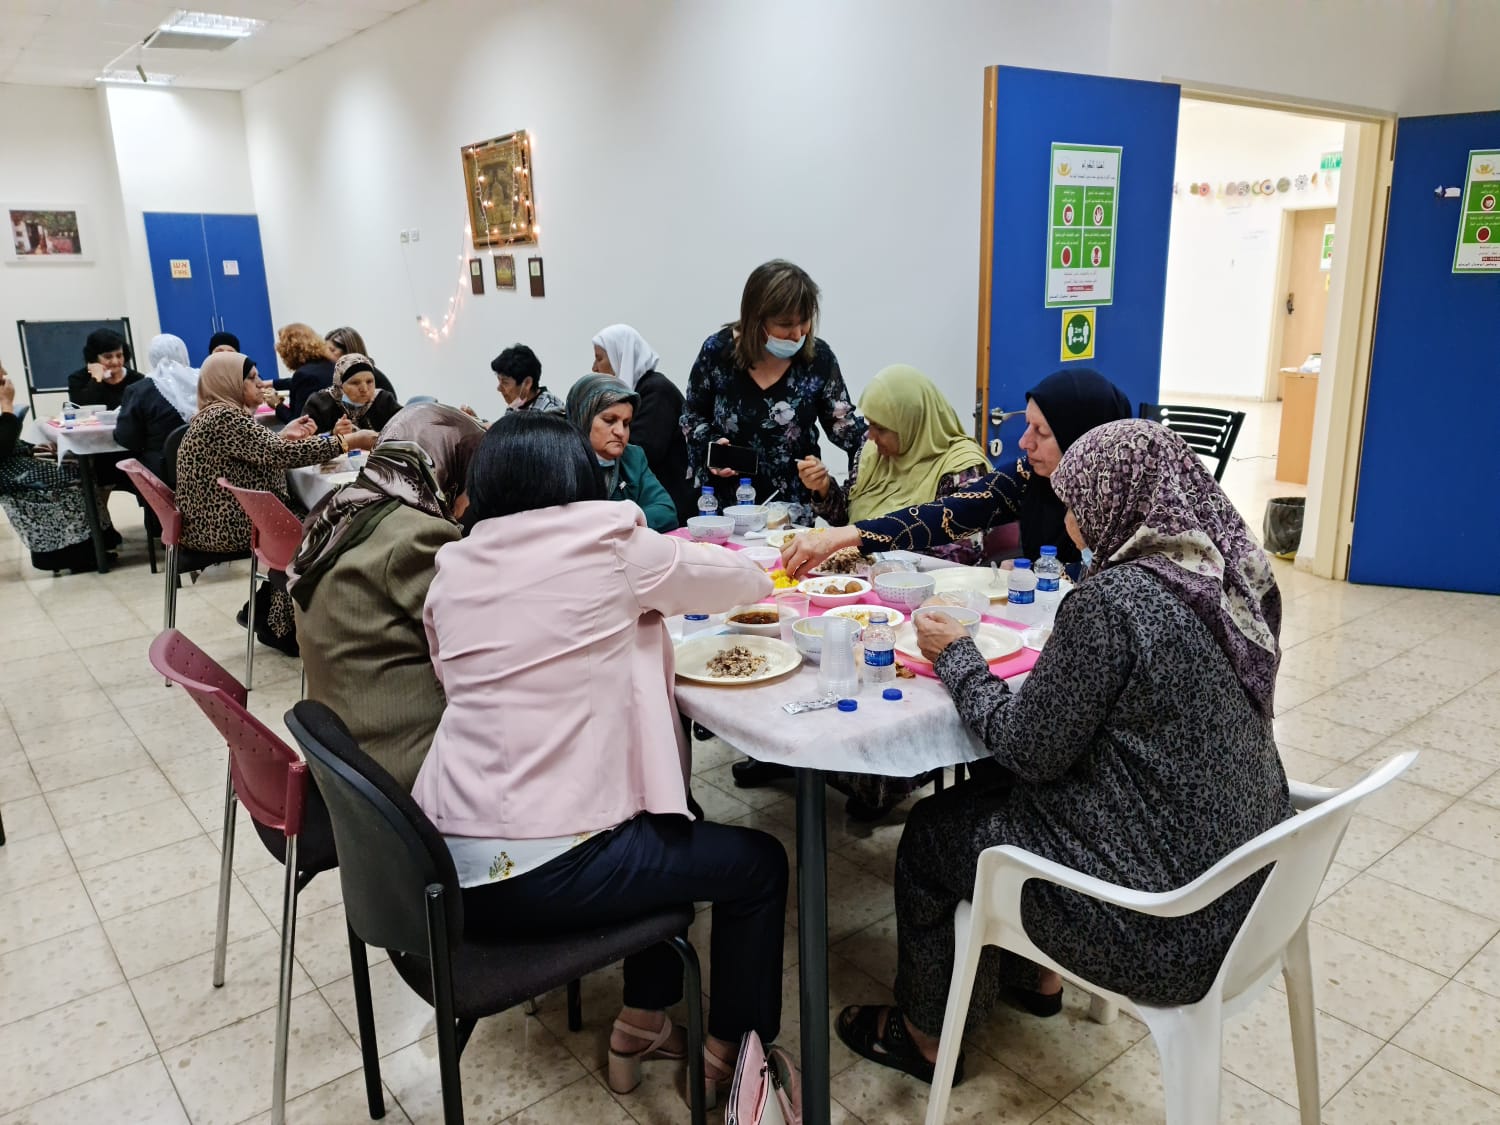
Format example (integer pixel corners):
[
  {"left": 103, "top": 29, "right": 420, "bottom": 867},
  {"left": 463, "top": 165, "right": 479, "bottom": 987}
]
[{"left": 2, "top": 447, "right": 1499, "bottom": 1124}]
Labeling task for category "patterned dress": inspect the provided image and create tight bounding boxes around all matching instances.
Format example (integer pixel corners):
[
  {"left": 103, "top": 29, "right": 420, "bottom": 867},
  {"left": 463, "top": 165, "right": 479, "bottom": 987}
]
[
  {"left": 893, "top": 564, "right": 1292, "bottom": 1035},
  {"left": 0, "top": 414, "right": 113, "bottom": 569},
  {"left": 176, "top": 404, "right": 343, "bottom": 641},
  {"left": 682, "top": 328, "right": 865, "bottom": 524},
  {"left": 813, "top": 458, "right": 989, "bottom": 566},
  {"left": 851, "top": 457, "right": 1033, "bottom": 555}
]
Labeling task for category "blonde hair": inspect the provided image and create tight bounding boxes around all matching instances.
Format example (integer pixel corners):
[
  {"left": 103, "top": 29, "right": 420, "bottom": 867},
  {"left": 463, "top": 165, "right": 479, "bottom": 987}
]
[
  {"left": 325, "top": 326, "right": 369, "bottom": 360},
  {"left": 732, "top": 259, "right": 819, "bottom": 370},
  {"left": 276, "top": 323, "right": 333, "bottom": 370}
]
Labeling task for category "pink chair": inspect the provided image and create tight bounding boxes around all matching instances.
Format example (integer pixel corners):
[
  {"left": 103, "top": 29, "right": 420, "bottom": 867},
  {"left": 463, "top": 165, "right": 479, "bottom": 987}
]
[
  {"left": 217, "top": 479, "right": 305, "bottom": 690},
  {"left": 149, "top": 629, "right": 337, "bottom": 1125}
]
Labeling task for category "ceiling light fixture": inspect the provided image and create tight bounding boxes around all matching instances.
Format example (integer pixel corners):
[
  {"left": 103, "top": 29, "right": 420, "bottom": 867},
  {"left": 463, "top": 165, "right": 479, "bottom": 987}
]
[
  {"left": 144, "top": 9, "right": 266, "bottom": 51},
  {"left": 96, "top": 69, "right": 177, "bottom": 86}
]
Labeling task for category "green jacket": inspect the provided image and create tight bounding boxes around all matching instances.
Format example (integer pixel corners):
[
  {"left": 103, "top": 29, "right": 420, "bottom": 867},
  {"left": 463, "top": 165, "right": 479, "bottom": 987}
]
[{"left": 608, "top": 443, "right": 678, "bottom": 532}]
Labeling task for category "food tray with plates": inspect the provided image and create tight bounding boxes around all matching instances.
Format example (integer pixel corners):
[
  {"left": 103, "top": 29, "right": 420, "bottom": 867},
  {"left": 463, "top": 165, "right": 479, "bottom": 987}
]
[
  {"left": 674, "top": 634, "right": 801, "bottom": 686},
  {"left": 891, "top": 621, "right": 1030, "bottom": 681}
]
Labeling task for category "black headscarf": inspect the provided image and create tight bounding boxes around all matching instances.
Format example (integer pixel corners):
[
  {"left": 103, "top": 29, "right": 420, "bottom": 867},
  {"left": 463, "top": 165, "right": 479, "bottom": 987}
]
[{"left": 1018, "top": 367, "right": 1132, "bottom": 562}]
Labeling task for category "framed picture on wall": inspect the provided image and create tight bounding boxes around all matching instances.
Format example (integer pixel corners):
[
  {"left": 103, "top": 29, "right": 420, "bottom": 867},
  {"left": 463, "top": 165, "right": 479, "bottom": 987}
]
[
  {"left": 493, "top": 253, "right": 517, "bottom": 289},
  {"left": 461, "top": 131, "right": 538, "bottom": 248},
  {"left": 5, "top": 205, "right": 91, "bottom": 263}
]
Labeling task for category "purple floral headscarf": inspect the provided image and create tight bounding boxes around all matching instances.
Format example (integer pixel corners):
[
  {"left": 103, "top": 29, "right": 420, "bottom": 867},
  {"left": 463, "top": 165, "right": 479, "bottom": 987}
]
[{"left": 1051, "top": 419, "right": 1282, "bottom": 715}]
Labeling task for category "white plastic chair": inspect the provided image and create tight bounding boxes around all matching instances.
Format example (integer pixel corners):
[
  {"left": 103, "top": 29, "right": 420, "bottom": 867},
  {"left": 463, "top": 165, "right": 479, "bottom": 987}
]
[{"left": 924, "top": 752, "right": 1417, "bottom": 1125}]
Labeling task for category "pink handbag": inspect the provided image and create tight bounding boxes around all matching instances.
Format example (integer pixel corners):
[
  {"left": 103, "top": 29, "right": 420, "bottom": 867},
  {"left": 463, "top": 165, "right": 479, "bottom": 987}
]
[{"left": 726, "top": 1031, "right": 801, "bottom": 1125}]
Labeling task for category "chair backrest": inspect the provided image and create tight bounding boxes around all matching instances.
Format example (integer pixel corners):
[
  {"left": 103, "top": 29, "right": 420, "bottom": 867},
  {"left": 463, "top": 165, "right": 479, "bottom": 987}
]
[
  {"left": 149, "top": 629, "right": 308, "bottom": 838},
  {"left": 284, "top": 700, "right": 464, "bottom": 957},
  {"left": 118, "top": 458, "right": 183, "bottom": 546},
  {"left": 162, "top": 423, "right": 189, "bottom": 489},
  {"left": 217, "top": 478, "right": 304, "bottom": 572},
  {"left": 1138, "top": 403, "right": 1246, "bottom": 482},
  {"left": 15, "top": 404, "right": 28, "bottom": 424}
]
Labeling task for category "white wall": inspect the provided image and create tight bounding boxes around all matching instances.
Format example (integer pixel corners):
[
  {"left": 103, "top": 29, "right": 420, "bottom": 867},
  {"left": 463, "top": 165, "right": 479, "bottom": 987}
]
[
  {"left": 0, "top": 84, "right": 130, "bottom": 412},
  {"left": 1160, "top": 102, "right": 1346, "bottom": 399},
  {"left": 102, "top": 86, "right": 257, "bottom": 356}
]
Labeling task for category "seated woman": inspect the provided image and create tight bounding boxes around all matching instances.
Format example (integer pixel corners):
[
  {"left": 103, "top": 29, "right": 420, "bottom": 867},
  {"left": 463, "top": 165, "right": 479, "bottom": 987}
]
[
  {"left": 324, "top": 325, "right": 398, "bottom": 398},
  {"left": 176, "top": 352, "right": 377, "bottom": 656},
  {"left": 272, "top": 323, "right": 337, "bottom": 419},
  {"left": 800, "top": 365, "right": 990, "bottom": 564},
  {"left": 114, "top": 334, "right": 200, "bottom": 479},
  {"left": 836, "top": 419, "right": 1290, "bottom": 1085},
  {"left": 304, "top": 353, "right": 402, "bottom": 435},
  {"left": 0, "top": 364, "right": 118, "bottom": 572},
  {"left": 287, "top": 404, "right": 485, "bottom": 790},
  {"left": 66, "top": 327, "right": 143, "bottom": 410},
  {"left": 414, "top": 411, "right": 788, "bottom": 1104},
  {"left": 592, "top": 323, "right": 697, "bottom": 523},
  {"left": 566, "top": 373, "right": 679, "bottom": 532},
  {"left": 782, "top": 367, "right": 1132, "bottom": 581}
]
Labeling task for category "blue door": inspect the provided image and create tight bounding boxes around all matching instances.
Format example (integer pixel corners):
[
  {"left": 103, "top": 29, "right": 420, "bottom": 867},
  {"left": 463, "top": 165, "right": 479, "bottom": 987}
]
[
  {"left": 143, "top": 212, "right": 216, "bottom": 363},
  {"left": 981, "top": 67, "right": 1180, "bottom": 452},
  {"left": 1349, "top": 112, "right": 1500, "bottom": 594},
  {"left": 201, "top": 214, "right": 277, "bottom": 379}
]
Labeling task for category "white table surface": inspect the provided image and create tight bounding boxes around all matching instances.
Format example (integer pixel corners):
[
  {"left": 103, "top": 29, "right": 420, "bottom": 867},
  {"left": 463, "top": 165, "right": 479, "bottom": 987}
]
[
  {"left": 287, "top": 457, "right": 358, "bottom": 510},
  {"left": 26, "top": 417, "right": 125, "bottom": 461}
]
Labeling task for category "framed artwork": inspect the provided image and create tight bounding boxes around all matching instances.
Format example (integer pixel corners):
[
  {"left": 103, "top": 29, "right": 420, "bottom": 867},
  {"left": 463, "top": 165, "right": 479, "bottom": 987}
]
[
  {"left": 461, "top": 131, "right": 537, "bottom": 248},
  {"left": 493, "top": 253, "right": 517, "bottom": 289},
  {"left": 6, "top": 205, "right": 90, "bottom": 263}
]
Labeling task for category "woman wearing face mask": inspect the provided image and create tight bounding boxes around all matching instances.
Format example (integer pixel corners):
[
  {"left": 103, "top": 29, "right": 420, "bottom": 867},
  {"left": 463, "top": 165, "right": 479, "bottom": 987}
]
[
  {"left": 593, "top": 323, "right": 697, "bottom": 524},
  {"left": 567, "top": 374, "right": 678, "bottom": 532},
  {"left": 682, "top": 260, "right": 864, "bottom": 524},
  {"left": 781, "top": 368, "right": 1131, "bottom": 581},
  {"left": 305, "top": 353, "right": 402, "bottom": 435},
  {"left": 835, "top": 420, "right": 1289, "bottom": 1086}
]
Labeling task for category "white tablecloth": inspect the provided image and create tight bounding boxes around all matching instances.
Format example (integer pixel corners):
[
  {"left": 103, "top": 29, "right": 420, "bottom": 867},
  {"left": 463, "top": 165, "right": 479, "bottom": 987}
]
[
  {"left": 26, "top": 419, "right": 124, "bottom": 461},
  {"left": 288, "top": 459, "right": 357, "bottom": 510}
]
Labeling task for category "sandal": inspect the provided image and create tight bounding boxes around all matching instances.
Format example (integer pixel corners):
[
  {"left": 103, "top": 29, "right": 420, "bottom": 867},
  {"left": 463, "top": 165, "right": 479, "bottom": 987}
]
[
  {"left": 700, "top": 1043, "right": 736, "bottom": 1111},
  {"left": 606, "top": 1015, "right": 685, "bottom": 1094},
  {"left": 835, "top": 1004, "right": 963, "bottom": 1087},
  {"left": 1003, "top": 983, "right": 1064, "bottom": 1018}
]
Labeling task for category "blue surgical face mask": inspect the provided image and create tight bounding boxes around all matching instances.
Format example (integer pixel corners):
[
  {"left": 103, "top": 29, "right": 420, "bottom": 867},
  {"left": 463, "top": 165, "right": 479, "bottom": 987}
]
[
  {"left": 341, "top": 393, "right": 359, "bottom": 406},
  {"left": 764, "top": 334, "right": 805, "bottom": 360},
  {"left": 1080, "top": 547, "right": 1094, "bottom": 569}
]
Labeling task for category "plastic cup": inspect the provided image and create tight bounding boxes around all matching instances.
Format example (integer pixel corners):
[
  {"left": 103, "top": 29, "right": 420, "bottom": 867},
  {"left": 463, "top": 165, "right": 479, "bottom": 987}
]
[
  {"left": 774, "top": 589, "right": 810, "bottom": 645},
  {"left": 817, "top": 615, "right": 860, "bottom": 698}
]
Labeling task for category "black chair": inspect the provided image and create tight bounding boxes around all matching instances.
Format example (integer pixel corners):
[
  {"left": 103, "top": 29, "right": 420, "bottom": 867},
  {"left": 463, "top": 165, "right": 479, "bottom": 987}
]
[
  {"left": 284, "top": 701, "right": 708, "bottom": 1125},
  {"left": 1138, "top": 403, "right": 1245, "bottom": 483},
  {"left": 162, "top": 422, "right": 188, "bottom": 490}
]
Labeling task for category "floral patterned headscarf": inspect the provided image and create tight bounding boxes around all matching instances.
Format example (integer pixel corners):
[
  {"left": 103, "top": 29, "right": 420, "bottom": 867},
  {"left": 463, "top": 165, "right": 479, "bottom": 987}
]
[{"left": 1051, "top": 418, "right": 1282, "bottom": 715}]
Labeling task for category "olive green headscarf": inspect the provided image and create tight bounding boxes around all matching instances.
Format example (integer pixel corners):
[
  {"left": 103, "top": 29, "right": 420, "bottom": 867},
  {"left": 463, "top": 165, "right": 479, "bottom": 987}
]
[{"left": 847, "top": 365, "right": 990, "bottom": 523}]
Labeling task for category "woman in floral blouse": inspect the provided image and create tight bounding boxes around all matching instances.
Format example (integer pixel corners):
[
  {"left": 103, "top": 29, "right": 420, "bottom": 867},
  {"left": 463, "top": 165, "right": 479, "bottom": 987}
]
[{"left": 681, "top": 260, "right": 864, "bottom": 524}]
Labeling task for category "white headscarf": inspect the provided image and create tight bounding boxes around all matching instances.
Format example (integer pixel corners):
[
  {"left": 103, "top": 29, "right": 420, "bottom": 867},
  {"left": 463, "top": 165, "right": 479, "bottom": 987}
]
[
  {"left": 146, "top": 333, "right": 199, "bottom": 421},
  {"left": 592, "top": 323, "right": 661, "bottom": 390}
]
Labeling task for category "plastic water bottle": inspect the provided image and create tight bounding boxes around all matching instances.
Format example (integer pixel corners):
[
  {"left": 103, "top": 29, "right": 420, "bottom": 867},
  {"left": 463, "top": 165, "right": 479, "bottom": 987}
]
[
  {"left": 736, "top": 477, "right": 756, "bottom": 506},
  {"left": 681, "top": 613, "right": 710, "bottom": 638},
  {"left": 697, "top": 486, "right": 718, "bottom": 516},
  {"left": 1035, "top": 546, "right": 1062, "bottom": 593},
  {"left": 862, "top": 610, "right": 896, "bottom": 686},
  {"left": 1007, "top": 559, "right": 1038, "bottom": 626},
  {"left": 61, "top": 404, "right": 77, "bottom": 430}
]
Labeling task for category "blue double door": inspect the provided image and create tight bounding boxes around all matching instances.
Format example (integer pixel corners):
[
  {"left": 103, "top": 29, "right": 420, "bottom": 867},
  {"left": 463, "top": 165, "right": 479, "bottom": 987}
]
[{"left": 143, "top": 212, "right": 276, "bottom": 373}]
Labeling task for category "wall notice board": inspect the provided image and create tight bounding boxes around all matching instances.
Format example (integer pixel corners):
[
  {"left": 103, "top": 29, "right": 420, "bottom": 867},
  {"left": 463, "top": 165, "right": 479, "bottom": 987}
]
[{"left": 17, "top": 318, "right": 134, "bottom": 396}]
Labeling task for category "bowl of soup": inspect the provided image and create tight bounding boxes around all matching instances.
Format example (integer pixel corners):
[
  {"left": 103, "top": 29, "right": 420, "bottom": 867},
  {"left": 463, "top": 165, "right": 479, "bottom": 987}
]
[{"left": 725, "top": 604, "right": 782, "bottom": 637}]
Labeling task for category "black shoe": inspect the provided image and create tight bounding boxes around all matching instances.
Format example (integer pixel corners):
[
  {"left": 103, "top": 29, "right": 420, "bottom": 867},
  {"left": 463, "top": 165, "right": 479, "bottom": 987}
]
[
  {"left": 255, "top": 627, "right": 299, "bottom": 658},
  {"left": 236, "top": 604, "right": 249, "bottom": 628},
  {"left": 691, "top": 722, "right": 715, "bottom": 741},
  {"left": 1002, "top": 984, "right": 1064, "bottom": 1018},
  {"left": 731, "top": 758, "right": 795, "bottom": 789}
]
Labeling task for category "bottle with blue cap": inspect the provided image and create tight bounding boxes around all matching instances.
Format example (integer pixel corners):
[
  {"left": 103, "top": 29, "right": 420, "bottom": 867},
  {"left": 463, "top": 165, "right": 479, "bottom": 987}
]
[
  {"left": 736, "top": 477, "right": 756, "bottom": 506},
  {"left": 1007, "top": 558, "right": 1038, "bottom": 626},
  {"left": 697, "top": 486, "right": 718, "bottom": 516},
  {"left": 862, "top": 609, "right": 896, "bottom": 685},
  {"left": 1034, "top": 545, "right": 1063, "bottom": 626}
]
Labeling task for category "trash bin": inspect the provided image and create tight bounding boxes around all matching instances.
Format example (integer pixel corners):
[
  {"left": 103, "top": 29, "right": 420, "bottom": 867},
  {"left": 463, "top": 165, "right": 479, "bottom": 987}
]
[{"left": 1263, "top": 497, "right": 1305, "bottom": 559}]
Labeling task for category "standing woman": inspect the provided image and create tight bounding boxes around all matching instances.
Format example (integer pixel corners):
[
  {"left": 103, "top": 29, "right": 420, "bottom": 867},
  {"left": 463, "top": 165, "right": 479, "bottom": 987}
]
[
  {"left": 682, "top": 260, "right": 864, "bottom": 524},
  {"left": 114, "top": 333, "right": 199, "bottom": 479},
  {"left": 592, "top": 323, "right": 696, "bottom": 524},
  {"left": 272, "top": 323, "right": 337, "bottom": 419},
  {"left": 176, "top": 352, "right": 377, "bottom": 656},
  {"left": 304, "top": 353, "right": 402, "bottom": 435},
  {"left": 566, "top": 374, "right": 678, "bottom": 532}
]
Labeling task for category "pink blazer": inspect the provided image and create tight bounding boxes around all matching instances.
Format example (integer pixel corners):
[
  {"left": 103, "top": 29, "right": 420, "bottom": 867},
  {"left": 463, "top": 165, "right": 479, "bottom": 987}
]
[{"left": 412, "top": 500, "right": 773, "bottom": 839}]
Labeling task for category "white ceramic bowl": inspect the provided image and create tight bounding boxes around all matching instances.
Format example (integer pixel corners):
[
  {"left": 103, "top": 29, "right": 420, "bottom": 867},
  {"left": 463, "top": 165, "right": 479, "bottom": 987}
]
[
  {"left": 741, "top": 547, "right": 782, "bottom": 571},
  {"left": 911, "top": 604, "right": 982, "bottom": 637},
  {"left": 723, "top": 504, "right": 768, "bottom": 534},
  {"left": 791, "top": 615, "right": 829, "bottom": 662},
  {"left": 685, "top": 515, "right": 734, "bottom": 543},
  {"left": 873, "top": 570, "right": 937, "bottom": 610},
  {"left": 724, "top": 604, "right": 783, "bottom": 637},
  {"left": 797, "top": 575, "right": 871, "bottom": 608}
]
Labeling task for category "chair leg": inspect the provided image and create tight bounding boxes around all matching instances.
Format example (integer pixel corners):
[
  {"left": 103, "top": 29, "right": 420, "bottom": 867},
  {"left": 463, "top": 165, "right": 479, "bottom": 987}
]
[
  {"left": 346, "top": 926, "right": 387, "bottom": 1119},
  {"left": 271, "top": 838, "right": 300, "bottom": 1125},
  {"left": 667, "top": 937, "right": 707, "bottom": 1125},
  {"left": 212, "top": 761, "right": 237, "bottom": 988},
  {"left": 566, "top": 978, "right": 583, "bottom": 1032},
  {"left": 0, "top": 804, "right": 7, "bottom": 846},
  {"left": 1283, "top": 923, "right": 1322, "bottom": 1124},
  {"left": 425, "top": 886, "right": 465, "bottom": 1125},
  {"left": 164, "top": 545, "right": 179, "bottom": 631},
  {"left": 147, "top": 533, "right": 158, "bottom": 574},
  {"left": 1089, "top": 994, "right": 1119, "bottom": 1024},
  {"left": 245, "top": 565, "right": 259, "bottom": 690},
  {"left": 1138, "top": 998, "right": 1224, "bottom": 1125},
  {"left": 925, "top": 901, "right": 984, "bottom": 1125}
]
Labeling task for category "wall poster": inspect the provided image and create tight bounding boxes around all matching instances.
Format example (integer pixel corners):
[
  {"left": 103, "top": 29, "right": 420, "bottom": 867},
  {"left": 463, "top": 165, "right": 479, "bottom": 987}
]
[{"left": 1046, "top": 143, "right": 1120, "bottom": 308}]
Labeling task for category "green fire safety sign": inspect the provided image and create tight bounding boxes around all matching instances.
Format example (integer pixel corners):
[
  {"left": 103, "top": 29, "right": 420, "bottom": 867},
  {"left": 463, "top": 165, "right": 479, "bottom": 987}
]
[
  {"left": 1454, "top": 149, "right": 1500, "bottom": 274},
  {"left": 1047, "top": 142, "right": 1121, "bottom": 308}
]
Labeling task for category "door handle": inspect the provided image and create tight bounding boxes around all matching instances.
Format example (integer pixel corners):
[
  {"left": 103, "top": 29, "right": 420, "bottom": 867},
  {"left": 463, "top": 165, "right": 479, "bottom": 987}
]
[
  {"left": 1286, "top": 293, "right": 1295, "bottom": 315},
  {"left": 990, "top": 407, "right": 1027, "bottom": 427}
]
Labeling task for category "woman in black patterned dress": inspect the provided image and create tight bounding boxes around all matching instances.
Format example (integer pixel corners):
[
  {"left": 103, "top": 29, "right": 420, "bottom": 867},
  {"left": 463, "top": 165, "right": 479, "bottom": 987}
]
[{"left": 836, "top": 419, "right": 1291, "bottom": 1086}]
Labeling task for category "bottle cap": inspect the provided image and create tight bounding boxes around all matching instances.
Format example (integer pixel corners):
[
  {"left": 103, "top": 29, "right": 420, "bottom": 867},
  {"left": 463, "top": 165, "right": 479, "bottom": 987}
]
[
  {"left": 882, "top": 688, "right": 903, "bottom": 701},
  {"left": 701, "top": 485, "right": 713, "bottom": 493},
  {"left": 869, "top": 611, "right": 888, "bottom": 623},
  {"left": 740, "top": 477, "right": 752, "bottom": 485},
  {"left": 685, "top": 614, "right": 709, "bottom": 621},
  {"left": 1040, "top": 545, "right": 1058, "bottom": 556},
  {"left": 837, "top": 698, "right": 858, "bottom": 712},
  {"left": 1014, "top": 558, "right": 1032, "bottom": 569}
]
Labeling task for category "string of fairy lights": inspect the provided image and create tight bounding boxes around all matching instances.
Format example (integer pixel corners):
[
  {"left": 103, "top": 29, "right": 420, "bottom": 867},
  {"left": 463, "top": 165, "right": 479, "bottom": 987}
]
[{"left": 412, "top": 132, "right": 538, "bottom": 344}]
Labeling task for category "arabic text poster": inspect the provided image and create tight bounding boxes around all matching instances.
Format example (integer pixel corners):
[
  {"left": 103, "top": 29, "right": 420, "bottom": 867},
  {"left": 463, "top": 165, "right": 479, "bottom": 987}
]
[
  {"left": 1046, "top": 143, "right": 1121, "bottom": 308},
  {"left": 1453, "top": 149, "right": 1500, "bottom": 274}
]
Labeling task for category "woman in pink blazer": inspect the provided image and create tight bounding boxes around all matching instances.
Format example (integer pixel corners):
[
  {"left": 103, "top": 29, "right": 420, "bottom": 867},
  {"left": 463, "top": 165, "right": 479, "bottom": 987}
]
[{"left": 414, "top": 411, "right": 788, "bottom": 1104}]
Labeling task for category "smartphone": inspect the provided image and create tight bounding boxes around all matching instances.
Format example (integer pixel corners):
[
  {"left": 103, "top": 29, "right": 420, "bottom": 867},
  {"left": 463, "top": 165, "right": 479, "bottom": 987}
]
[{"left": 706, "top": 442, "right": 759, "bottom": 476}]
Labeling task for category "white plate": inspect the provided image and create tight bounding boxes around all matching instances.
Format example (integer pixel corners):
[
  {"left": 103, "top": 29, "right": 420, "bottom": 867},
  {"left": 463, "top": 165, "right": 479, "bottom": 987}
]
[
  {"left": 674, "top": 634, "right": 802, "bottom": 686},
  {"left": 893, "top": 621, "right": 1024, "bottom": 666},
  {"left": 823, "top": 605, "right": 905, "bottom": 629},
  {"left": 765, "top": 529, "right": 799, "bottom": 550},
  {"left": 931, "top": 566, "right": 1007, "bottom": 602}
]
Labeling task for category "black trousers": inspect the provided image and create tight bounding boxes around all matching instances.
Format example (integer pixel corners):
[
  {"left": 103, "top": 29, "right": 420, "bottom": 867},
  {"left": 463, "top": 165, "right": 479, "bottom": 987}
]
[{"left": 467, "top": 812, "right": 788, "bottom": 1042}]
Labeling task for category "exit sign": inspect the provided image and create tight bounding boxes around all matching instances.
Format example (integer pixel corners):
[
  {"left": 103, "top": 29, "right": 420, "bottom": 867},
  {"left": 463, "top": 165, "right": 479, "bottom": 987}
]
[{"left": 1320, "top": 151, "right": 1343, "bottom": 172}]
